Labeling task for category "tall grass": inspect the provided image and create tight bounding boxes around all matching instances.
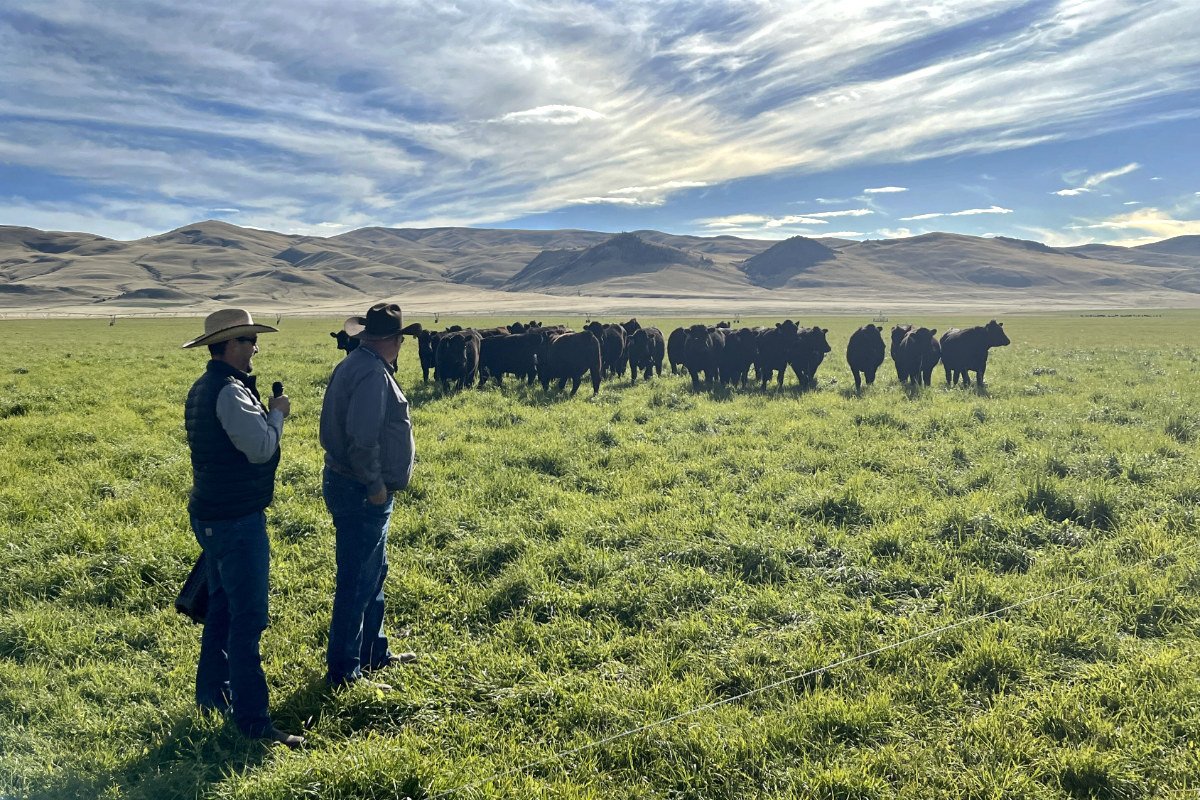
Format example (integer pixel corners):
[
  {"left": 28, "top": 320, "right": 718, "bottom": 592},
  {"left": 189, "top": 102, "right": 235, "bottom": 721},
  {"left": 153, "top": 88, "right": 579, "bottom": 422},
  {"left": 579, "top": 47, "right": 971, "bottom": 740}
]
[{"left": 1, "top": 312, "right": 1198, "bottom": 799}]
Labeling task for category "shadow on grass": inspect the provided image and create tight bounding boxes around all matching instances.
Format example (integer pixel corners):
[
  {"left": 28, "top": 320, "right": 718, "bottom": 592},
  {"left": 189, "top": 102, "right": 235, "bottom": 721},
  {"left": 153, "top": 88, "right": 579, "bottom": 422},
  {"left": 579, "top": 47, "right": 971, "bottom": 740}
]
[{"left": 31, "top": 676, "right": 332, "bottom": 800}]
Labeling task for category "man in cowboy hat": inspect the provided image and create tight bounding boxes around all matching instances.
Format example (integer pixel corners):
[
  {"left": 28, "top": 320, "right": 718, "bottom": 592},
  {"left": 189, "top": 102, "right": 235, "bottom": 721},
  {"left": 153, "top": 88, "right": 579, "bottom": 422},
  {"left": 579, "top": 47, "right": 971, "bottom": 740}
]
[
  {"left": 181, "top": 308, "right": 303, "bottom": 748},
  {"left": 319, "top": 302, "right": 422, "bottom": 690}
]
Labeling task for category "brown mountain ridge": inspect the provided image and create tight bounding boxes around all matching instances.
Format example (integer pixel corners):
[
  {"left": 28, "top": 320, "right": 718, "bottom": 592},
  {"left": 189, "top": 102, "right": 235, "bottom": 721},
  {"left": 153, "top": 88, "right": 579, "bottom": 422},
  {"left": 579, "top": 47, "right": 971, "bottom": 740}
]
[{"left": 2, "top": 220, "right": 1198, "bottom": 312}]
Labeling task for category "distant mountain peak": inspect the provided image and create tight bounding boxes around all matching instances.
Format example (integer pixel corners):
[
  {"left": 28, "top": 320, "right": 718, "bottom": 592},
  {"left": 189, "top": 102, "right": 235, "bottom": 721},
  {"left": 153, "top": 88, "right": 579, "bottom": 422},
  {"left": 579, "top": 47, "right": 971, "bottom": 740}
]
[
  {"left": 505, "top": 232, "right": 707, "bottom": 290},
  {"left": 740, "top": 235, "right": 837, "bottom": 288}
]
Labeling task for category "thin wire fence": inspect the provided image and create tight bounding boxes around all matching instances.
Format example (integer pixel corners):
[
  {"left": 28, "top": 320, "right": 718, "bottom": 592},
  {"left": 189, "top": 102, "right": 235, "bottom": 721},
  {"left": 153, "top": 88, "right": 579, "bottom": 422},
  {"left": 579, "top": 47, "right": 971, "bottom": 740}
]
[{"left": 431, "top": 541, "right": 1195, "bottom": 798}]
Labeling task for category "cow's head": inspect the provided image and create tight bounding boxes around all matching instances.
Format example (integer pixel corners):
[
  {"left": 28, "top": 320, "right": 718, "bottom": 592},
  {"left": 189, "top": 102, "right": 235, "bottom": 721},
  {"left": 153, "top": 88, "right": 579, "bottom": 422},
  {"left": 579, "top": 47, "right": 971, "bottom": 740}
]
[
  {"left": 986, "top": 320, "right": 1010, "bottom": 347},
  {"left": 330, "top": 330, "right": 359, "bottom": 352},
  {"left": 801, "top": 327, "right": 831, "bottom": 353}
]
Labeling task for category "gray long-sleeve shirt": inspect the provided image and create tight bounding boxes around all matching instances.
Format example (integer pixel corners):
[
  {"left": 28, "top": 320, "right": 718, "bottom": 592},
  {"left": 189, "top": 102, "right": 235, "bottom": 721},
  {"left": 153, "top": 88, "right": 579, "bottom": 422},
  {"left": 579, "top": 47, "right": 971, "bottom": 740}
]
[
  {"left": 319, "top": 346, "right": 415, "bottom": 496},
  {"left": 216, "top": 381, "right": 284, "bottom": 464}
]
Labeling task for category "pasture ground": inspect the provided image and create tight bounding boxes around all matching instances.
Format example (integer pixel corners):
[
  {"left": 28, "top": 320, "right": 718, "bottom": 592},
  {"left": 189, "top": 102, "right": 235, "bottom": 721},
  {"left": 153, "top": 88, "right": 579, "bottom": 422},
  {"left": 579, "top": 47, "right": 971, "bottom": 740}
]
[{"left": 1, "top": 312, "right": 1199, "bottom": 800}]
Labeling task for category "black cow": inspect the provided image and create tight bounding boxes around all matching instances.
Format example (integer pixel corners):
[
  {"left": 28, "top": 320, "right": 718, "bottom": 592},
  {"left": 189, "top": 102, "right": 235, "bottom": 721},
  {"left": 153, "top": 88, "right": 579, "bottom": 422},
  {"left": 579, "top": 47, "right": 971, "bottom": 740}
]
[
  {"left": 921, "top": 334, "right": 942, "bottom": 386},
  {"left": 667, "top": 327, "right": 688, "bottom": 374},
  {"left": 541, "top": 332, "right": 602, "bottom": 396},
  {"left": 435, "top": 329, "right": 481, "bottom": 392},
  {"left": 846, "top": 324, "right": 885, "bottom": 391},
  {"left": 683, "top": 324, "right": 725, "bottom": 389},
  {"left": 478, "top": 332, "right": 541, "bottom": 387},
  {"left": 941, "top": 320, "right": 1010, "bottom": 387},
  {"left": 417, "top": 330, "right": 439, "bottom": 381},
  {"left": 894, "top": 327, "right": 938, "bottom": 386},
  {"left": 584, "top": 321, "right": 628, "bottom": 378},
  {"left": 789, "top": 327, "right": 831, "bottom": 388},
  {"left": 889, "top": 325, "right": 911, "bottom": 382},
  {"left": 719, "top": 328, "right": 758, "bottom": 387},
  {"left": 756, "top": 320, "right": 801, "bottom": 388},
  {"left": 620, "top": 318, "right": 642, "bottom": 335},
  {"left": 626, "top": 326, "right": 665, "bottom": 384},
  {"left": 330, "top": 330, "right": 360, "bottom": 354}
]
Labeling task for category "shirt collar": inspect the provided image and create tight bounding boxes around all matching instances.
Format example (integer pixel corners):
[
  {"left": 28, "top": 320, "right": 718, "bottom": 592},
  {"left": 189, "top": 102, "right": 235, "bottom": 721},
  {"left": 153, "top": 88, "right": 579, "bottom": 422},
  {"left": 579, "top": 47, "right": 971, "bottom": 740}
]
[{"left": 356, "top": 344, "right": 396, "bottom": 375}]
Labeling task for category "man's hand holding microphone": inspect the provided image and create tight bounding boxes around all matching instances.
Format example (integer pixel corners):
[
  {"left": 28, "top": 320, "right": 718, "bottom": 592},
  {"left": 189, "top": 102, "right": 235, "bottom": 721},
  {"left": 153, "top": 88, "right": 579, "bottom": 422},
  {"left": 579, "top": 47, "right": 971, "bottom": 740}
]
[{"left": 269, "top": 380, "right": 291, "bottom": 418}]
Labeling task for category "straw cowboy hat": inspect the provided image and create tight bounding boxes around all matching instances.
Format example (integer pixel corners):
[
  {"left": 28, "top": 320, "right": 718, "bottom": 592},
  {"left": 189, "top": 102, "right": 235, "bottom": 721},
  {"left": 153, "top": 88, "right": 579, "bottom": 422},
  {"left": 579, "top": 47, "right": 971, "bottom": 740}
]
[
  {"left": 343, "top": 302, "right": 422, "bottom": 340},
  {"left": 181, "top": 308, "right": 278, "bottom": 349}
]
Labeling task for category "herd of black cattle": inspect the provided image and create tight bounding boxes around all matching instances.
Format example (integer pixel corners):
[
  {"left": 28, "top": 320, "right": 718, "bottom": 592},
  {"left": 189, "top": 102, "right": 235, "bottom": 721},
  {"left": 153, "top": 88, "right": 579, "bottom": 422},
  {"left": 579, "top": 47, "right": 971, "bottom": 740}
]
[{"left": 331, "top": 318, "right": 1011, "bottom": 396}]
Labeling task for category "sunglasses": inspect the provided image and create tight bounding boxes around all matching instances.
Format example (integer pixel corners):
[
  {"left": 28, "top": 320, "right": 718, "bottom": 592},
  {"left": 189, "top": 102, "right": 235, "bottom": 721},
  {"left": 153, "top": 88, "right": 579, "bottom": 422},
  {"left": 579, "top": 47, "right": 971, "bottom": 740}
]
[{"left": 235, "top": 336, "right": 258, "bottom": 345}]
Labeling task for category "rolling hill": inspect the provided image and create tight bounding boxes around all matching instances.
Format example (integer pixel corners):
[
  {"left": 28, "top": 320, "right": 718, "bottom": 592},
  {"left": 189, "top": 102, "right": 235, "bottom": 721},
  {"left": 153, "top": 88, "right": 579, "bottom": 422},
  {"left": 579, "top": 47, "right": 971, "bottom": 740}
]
[{"left": 2, "top": 220, "right": 1199, "bottom": 313}]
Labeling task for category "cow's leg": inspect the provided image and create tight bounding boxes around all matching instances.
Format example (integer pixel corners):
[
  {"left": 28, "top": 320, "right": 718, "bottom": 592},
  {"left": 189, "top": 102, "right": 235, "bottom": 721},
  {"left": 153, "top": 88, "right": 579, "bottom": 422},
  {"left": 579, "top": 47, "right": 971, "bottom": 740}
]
[
  {"left": 591, "top": 367, "right": 601, "bottom": 395},
  {"left": 853, "top": 369, "right": 862, "bottom": 391},
  {"left": 691, "top": 370, "right": 702, "bottom": 390},
  {"left": 866, "top": 367, "right": 876, "bottom": 385},
  {"left": 569, "top": 377, "right": 581, "bottom": 396},
  {"left": 943, "top": 364, "right": 952, "bottom": 385},
  {"left": 557, "top": 377, "right": 568, "bottom": 392}
]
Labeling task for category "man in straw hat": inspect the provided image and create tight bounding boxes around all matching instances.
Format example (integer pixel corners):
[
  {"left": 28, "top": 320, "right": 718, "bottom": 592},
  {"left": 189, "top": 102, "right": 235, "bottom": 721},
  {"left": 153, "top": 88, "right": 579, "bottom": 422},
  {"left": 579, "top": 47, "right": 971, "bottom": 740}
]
[
  {"left": 319, "top": 302, "right": 422, "bottom": 690},
  {"left": 181, "top": 308, "right": 303, "bottom": 748}
]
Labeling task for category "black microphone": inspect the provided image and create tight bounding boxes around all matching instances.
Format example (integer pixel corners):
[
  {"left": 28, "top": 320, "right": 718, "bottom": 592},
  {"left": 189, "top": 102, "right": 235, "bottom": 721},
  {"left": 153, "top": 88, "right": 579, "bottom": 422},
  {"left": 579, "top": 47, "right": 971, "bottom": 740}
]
[{"left": 272, "top": 381, "right": 284, "bottom": 398}]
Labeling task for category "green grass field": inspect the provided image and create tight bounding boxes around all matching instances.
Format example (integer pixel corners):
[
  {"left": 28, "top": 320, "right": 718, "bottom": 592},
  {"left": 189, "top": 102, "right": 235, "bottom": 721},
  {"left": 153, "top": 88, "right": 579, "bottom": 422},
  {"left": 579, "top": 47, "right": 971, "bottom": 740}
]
[{"left": 1, "top": 312, "right": 1198, "bottom": 800}]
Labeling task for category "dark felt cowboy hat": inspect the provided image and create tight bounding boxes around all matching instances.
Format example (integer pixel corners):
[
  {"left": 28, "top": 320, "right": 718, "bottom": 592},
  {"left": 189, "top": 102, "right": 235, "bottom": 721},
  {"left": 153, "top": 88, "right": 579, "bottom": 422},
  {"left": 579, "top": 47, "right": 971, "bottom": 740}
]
[
  {"left": 343, "top": 302, "right": 423, "bottom": 340},
  {"left": 182, "top": 308, "right": 278, "bottom": 349}
]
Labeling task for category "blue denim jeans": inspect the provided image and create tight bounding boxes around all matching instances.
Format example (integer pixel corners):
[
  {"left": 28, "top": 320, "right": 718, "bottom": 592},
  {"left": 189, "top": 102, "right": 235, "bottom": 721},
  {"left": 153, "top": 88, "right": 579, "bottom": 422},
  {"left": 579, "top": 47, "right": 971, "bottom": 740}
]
[
  {"left": 323, "top": 468, "right": 393, "bottom": 685},
  {"left": 191, "top": 511, "right": 272, "bottom": 736}
]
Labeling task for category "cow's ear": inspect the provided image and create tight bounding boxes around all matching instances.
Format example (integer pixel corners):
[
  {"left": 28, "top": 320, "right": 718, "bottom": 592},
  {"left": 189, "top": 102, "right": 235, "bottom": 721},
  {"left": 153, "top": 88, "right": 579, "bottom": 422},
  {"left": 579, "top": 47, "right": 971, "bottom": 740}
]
[
  {"left": 330, "top": 332, "right": 337, "bottom": 339},
  {"left": 999, "top": 322, "right": 1004, "bottom": 327},
  {"left": 931, "top": 328, "right": 937, "bottom": 335},
  {"left": 822, "top": 327, "right": 828, "bottom": 334}
]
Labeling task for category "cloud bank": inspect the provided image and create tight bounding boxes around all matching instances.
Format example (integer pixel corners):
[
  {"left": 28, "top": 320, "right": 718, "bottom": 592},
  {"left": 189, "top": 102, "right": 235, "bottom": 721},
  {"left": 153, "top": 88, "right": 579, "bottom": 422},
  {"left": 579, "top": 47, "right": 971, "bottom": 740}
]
[{"left": 0, "top": 2, "right": 1198, "bottom": 237}]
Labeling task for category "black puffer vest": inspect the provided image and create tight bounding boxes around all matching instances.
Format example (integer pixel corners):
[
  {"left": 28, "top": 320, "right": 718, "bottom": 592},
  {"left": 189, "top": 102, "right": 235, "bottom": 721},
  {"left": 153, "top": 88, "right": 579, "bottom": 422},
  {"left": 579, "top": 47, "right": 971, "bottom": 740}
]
[{"left": 185, "top": 360, "right": 279, "bottom": 520}]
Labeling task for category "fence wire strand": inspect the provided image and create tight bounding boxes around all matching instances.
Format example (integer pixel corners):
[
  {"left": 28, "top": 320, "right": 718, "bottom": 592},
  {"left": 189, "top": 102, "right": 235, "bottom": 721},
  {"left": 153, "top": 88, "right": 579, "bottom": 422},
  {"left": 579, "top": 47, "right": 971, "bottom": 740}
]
[{"left": 431, "top": 542, "right": 1195, "bottom": 798}]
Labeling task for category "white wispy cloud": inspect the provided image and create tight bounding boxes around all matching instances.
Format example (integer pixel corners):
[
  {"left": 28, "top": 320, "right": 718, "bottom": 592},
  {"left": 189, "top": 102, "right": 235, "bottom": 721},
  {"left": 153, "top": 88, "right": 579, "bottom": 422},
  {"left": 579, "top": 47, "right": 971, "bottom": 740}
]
[
  {"left": 1080, "top": 207, "right": 1200, "bottom": 245},
  {"left": 497, "top": 105, "right": 605, "bottom": 125},
  {"left": 697, "top": 213, "right": 828, "bottom": 229},
  {"left": 0, "top": 2, "right": 1197, "bottom": 235},
  {"left": 899, "top": 205, "right": 1013, "bottom": 221},
  {"left": 691, "top": 210, "right": 866, "bottom": 240},
  {"left": 876, "top": 227, "right": 915, "bottom": 239},
  {"left": 1054, "top": 162, "right": 1140, "bottom": 196},
  {"left": 863, "top": 186, "right": 908, "bottom": 194},
  {"left": 802, "top": 208, "right": 874, "bottom": 218}
]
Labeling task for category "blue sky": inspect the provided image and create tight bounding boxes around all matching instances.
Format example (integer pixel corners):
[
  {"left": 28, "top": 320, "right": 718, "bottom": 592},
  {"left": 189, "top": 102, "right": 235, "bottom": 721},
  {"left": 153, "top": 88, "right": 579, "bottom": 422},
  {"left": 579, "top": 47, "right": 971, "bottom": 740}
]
[{"left": 1, "top": 1, "right": 1198, "bottom": 246}]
